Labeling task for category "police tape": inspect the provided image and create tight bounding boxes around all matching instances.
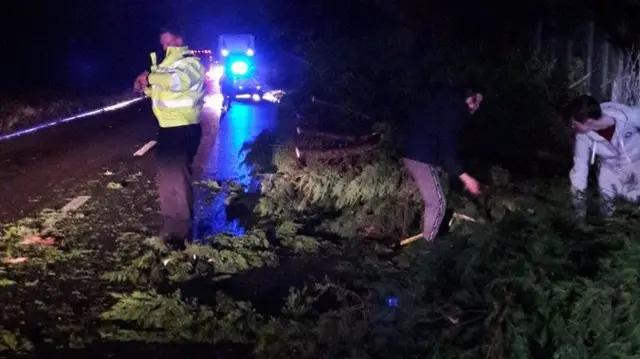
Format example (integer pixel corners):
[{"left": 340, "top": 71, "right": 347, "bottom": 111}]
[{"left": 0, "top": 96, "right": 148, "bottom": 142}]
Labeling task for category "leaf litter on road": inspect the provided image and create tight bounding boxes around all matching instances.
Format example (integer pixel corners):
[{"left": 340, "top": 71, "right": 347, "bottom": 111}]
[
  {"left": 0, "top": 159, "right": 160, "bottom": 355},
  {"left": 19, "top": 234, "right": 56, "bottom": 247}
]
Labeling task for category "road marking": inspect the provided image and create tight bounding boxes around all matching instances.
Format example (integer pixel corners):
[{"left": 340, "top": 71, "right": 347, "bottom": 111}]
[
  {"left": 134, "top": 141, "right": 156, "bottom": 156},
  {"left": 61, "top": 196, "right": 91, "bottom": 214},
  {"left": 41, "top": 196, "right": 91, "bottom": 229}
]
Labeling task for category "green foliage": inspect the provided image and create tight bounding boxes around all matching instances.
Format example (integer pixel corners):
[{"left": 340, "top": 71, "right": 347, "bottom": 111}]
[
  {"left": 254, "top": 146, "right": 422, "bottom": 237},
  {"left": 102, "top": 231, "right": 279, "bottom": 286},
  {"left": 101, "top": 291, "right": 261, "bottom": 344},
  {"left": 0, "top": 327, "right": 33, "bottom": 354},
  {"left": 276, "top": 221, "right": 322, "bottom": 253},
  {"left": 100, "top": 188, "right": 640, "bottom": 358}
]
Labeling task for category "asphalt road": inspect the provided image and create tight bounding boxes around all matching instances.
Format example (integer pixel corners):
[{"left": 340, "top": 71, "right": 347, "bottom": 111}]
[{"left": 0, "top": 94, "right": 278, "bottom": 237}]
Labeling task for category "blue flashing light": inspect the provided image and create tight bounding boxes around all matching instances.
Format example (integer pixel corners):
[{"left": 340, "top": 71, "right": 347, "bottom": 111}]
[
  {"left": 387, "top": 297, "right": 399, "bottom": 308},
  {"left": 230, "top": 60, "right": 249, "bottom": 75}
]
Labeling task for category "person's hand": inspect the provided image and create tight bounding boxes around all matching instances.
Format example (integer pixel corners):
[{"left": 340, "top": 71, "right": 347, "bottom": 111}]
[
  {"left": 133, "top": 80, "right": 142, "bottom": 92},
  {"left": 459, "top": 173, "right": 481, "bottom": 196},
  {"left": 133, "top": 71, "right": 149, "bottom": 92},
  {"left": 137, "top": 71, "right": 149, "bottom": 82},
  {"left": 571, "top": 120, "right": 589, "bottom": 133}
]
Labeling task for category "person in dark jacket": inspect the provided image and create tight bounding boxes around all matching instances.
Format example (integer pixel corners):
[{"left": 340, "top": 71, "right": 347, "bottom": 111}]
[{"left": 401, "top": 82, "right": 483, "bottom": 241}]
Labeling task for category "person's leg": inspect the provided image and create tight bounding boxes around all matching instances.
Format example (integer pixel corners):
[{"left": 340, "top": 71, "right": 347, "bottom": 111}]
[
  {"left": 403, "top": 158, "right": 446, "bottom": 241},
  {"left": 156, "top": 126, "right": 193, "bottom": 242},
  {"left": 598, "top": 165, "right": 620, "bottom": 216},
  {"left": 618, "top": 161, "right": 640, "bottom": 203},
  {"left": 186, "top": 124, "right": 203, "bottom": 239},
  {"left": 186, "top": 123, "right": 202, "bottom": 172}
]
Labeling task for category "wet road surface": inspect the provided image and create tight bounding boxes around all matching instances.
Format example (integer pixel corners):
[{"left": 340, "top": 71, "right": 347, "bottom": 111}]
[
  {"left": 195, "top": 95, "right": 278, "bottom": 237},
  {"left": 0, "top": 102, "right": 155, "bottom": 221},
  {"left": 0, "top": 95, "right": 278, "bottom": 238}
]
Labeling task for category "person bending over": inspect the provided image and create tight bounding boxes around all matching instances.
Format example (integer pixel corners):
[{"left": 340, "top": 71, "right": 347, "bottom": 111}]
[
  {"left": 566, "top": 95, "right": 640, "bottom": 216},
  {"left": 400, "top": 82, "right": 483, "bottom": 241}
]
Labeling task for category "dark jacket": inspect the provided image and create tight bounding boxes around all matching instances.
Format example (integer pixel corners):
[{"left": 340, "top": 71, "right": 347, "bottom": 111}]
[{"left": 400, "top": 84, "right": 469, "bottom": 178}]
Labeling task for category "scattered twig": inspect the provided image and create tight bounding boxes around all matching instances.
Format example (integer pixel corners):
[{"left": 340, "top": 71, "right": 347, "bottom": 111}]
[
  {"left": 569, "top": 68, "right": 597, "bottom": 89},
  {"left": 400, "top": 233, "right": 422, "bottom": 246},
  {"left": 400, "top": 213, "right": 482, "bottom": 246},
  {"left": 485, "top": 295, "right": 511, "bottom": 359},
  {"left": 453, "top": 213, "right": 481, "bottom": 223},
  {"left": 296, "top": 126, "right": 380, "bottom": 142}
]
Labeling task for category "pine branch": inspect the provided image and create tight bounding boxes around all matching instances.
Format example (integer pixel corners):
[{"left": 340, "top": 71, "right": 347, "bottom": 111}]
[
  {"left": 295, "top": 142, "right": 380, "bottom": 161},
  {"left": 296, "top": 126, "right": 381, "bottom": 142}
]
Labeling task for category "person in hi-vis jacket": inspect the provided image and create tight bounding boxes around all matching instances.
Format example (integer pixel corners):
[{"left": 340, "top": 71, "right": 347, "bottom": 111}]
[
  {"left": 133, "top": 25, "right": 205, "bottom": 250},
  {"left": 566, "top": 95, "right": 640, "bottom": 216}
]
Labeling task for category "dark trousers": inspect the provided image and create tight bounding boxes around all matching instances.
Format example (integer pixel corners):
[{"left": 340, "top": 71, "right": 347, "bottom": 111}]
[
  {"left": 403, "top": 158, "right": 446, "bottom": 241},
  {"left": 156, "top": 124, "right": 202, "bottom": 239}
]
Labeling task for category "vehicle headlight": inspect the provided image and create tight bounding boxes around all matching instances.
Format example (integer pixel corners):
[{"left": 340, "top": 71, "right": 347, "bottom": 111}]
[{"left": 230, "top": 61, "right": 249, "bottom": 75}]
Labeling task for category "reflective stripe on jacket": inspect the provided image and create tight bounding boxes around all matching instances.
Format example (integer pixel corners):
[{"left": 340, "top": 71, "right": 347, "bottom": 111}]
[{"left": 145, "top": 46, "right": 205, "bottom": 128}]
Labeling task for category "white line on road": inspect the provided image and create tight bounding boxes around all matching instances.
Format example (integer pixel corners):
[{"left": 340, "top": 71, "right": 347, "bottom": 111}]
[
  {"left": 41, "top": 196, "right": 91, "bottom": 228},
  {"left": 133, "top": 141, "right": 156, "bottom": 156},
  {"left": 61, "top": 196, "right": 91, "bottom": 214}
]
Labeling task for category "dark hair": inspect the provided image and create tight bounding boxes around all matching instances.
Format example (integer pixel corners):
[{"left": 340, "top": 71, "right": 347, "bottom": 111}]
[
  {"left": 565, "top": 95, "right": 601, "bottom": 123},
  {"left": 160, "top": 24, "right": 184, "bottom": 38}
]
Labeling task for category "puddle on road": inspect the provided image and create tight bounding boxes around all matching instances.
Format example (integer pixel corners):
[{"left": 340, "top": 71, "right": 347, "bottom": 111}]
[{"left": 193, "top": 100, "right": 277, "bottom": 240}]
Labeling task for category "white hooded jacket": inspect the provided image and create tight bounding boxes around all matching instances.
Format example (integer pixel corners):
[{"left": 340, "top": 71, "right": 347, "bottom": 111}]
[{"left": 570, "top": 102, "right": 640, "bottom": 198}]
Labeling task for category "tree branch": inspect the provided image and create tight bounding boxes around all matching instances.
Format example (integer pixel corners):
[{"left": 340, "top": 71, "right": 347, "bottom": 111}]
[{"left": 296, "top": 126, "right": 381, "bottom": 142}]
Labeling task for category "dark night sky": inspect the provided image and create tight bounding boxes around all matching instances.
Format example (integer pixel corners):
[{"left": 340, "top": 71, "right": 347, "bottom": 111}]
[
  {"left": 3, "top": 0, "right": 635, "bottom": 98},
  {"left": 3, "top": 0, "right": 270, "bottom": 96}
]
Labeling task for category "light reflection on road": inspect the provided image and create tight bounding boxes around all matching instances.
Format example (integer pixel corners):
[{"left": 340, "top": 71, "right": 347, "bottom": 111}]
[{"left": 194, "top": 94, "right": 277, "bottom": 239}]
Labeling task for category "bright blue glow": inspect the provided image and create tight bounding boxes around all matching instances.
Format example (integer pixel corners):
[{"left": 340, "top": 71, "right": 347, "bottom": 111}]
[
  {"left": 387, "top": 297, "right": 399, "bottom": 308},
  {"left": 246, "top": 48, "right": 254, "bottom": 56},
  {"left": 193, "top": 103, "right": 278, "bottom": 240},
  {"left": 230, "top": 61, "right": 249, "bottom": 75}
]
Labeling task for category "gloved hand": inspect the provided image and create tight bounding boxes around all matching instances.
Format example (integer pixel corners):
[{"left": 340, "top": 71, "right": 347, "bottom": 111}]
[{"left": 133, "top": 71, "right": 149, "bottom": 93}]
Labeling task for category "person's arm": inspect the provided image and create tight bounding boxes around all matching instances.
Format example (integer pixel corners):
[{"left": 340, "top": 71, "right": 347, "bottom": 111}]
[
  {"left": 148, "top": 60, "right": 203, "bottom": 92},
  {"left": 632, "top": 106, "right": 640, "bottom": 128},
  {"left": 601, "top": 102, "right": 640, "bottom": 128},
  {"left": 569, "top": 135, "right": 591, "bottom": 217}
]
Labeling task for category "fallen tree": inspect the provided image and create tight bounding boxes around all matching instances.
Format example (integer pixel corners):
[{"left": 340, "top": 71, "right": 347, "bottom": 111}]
[{"left": 96, "top": 2, "right": 640, "bottom": 357}]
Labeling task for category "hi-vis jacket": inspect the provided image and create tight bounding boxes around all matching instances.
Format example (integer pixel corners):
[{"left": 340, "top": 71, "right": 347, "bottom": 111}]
[
  {"left": 144, "top": 46, "right": 205, "bottom": 128},
  {"left": 570, "top": 102, "right": 640, "bottom": 199}
]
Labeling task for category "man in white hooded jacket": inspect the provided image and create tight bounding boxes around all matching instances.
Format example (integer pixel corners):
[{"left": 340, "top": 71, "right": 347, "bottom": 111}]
[{"left": 567, "top": 95, "right": 640, "bottom": 216}]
